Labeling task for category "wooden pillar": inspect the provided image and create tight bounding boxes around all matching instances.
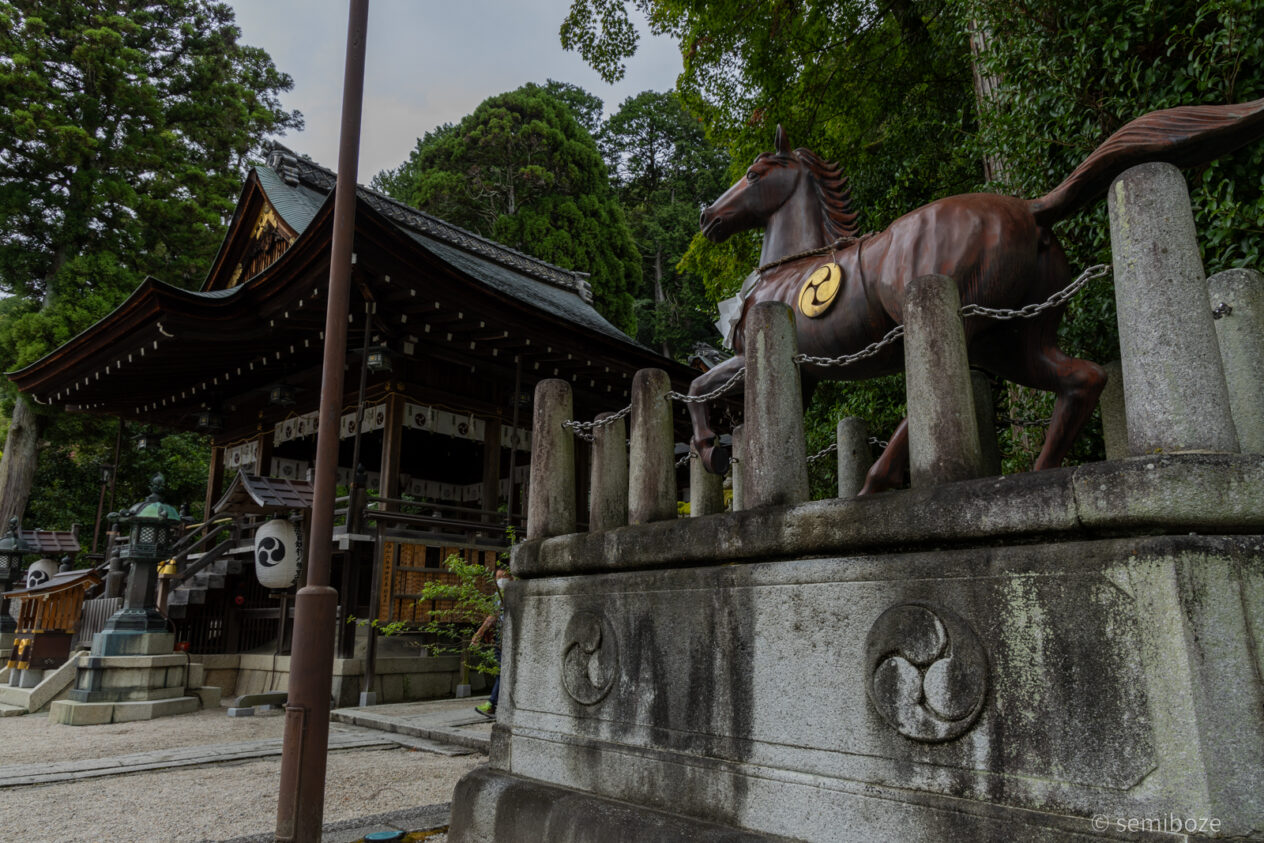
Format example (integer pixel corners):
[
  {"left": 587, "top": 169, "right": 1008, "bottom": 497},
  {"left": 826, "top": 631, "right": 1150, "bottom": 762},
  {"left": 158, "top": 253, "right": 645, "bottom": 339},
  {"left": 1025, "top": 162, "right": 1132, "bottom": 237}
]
[
  {"left": 377, "top": 393, "right": 406, "bottom": 506},
  {"left": 481, "top": 417, "right": 502, "bottom": 526},
  {"left": 255, "top": 429, "right": 274, "bottom": 478},
  {"left": 203, "top": 446, "right": 225, "bottom": 524}
]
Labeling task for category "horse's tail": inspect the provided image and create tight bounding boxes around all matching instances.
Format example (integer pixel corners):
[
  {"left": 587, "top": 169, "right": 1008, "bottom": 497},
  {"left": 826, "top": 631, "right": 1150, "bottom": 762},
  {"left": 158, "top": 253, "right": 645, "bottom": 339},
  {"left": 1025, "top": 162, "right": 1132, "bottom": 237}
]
[{"left": 1028, "top": 97, "right": 1264, "bottom": 226}]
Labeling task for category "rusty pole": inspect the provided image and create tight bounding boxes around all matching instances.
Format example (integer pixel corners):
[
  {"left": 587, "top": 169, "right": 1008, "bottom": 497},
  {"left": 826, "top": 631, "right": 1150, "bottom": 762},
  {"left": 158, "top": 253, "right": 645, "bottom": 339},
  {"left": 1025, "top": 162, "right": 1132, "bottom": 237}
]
[{"left": 274, "top": 2, "right": 369, "bottom": 840}]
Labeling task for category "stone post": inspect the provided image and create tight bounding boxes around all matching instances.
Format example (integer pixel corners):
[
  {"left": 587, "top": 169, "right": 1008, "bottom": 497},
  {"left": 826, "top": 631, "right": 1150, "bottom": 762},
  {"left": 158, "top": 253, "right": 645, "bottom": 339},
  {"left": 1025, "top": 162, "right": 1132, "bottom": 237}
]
[
  {"left": 627, "top": 369, "right": 676, "bottom": 525},
  {"left": 730, "top": 424, "right": 745, "bottom": 512},
  {"left": 526, "top": 379, "right": 576, "bottom": 540},
  {"left": 835, "top": 417, "right": 872, "bottom": 498},
  {"left": 970, "top": 371, "right": 1002, "bottom": 476},
  {"left": 1099, "top": 360, "right": 1129, "bottom": 461},
  {"left": 689, "top": 451, "right": 724, "bottom": 517},
  {"left": 903, "top": 274, "right": 984, "bottom": 487},
  {"left": 1107, "top": 162, "right": 1239, "bottom": 455},
  {"left": 588, "top": 412, "right": 628, "bottom": 531},
  {"left": 1208, "top": 268, "right": 1264, "bottom": 454},
  {"left": 743, "top": 302, "right": 809, "bottom": 509}
]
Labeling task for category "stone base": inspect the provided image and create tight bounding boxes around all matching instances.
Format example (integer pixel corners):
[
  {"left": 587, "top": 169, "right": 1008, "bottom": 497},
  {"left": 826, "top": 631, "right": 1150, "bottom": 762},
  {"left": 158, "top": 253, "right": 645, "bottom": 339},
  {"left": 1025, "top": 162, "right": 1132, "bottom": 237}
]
[
  {"left": 90, "top": 630, "right": 175, "bottom": 657},
  {"left": 67, "top": 652, "right": 187, "bottom": 703},
  {"left": 454, "top": 457, "right": 1264, "bottom": 842},
  {"left": 49, "top": 695, "right": 200, "bottom": 726},
  {"left": 451, "top": 767, "right": 793, "bottom": 842}
]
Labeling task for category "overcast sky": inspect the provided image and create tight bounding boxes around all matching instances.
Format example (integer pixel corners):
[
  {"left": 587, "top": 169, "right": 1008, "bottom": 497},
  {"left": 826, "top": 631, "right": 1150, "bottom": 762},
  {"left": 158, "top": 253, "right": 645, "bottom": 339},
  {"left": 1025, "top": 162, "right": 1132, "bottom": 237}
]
[{"left": 226, "top": 0, "right": 684, "bottom": 182}]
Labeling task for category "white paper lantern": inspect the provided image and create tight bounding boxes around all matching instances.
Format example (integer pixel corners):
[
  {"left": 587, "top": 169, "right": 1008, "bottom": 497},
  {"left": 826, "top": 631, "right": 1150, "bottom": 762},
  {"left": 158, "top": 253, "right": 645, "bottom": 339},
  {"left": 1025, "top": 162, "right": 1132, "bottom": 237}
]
[
  {"left": 254, "top": 519, "right": 303, "bottom": 589},
  {"left": 25, "top": 557, "right": 59, "bottom": 589}
]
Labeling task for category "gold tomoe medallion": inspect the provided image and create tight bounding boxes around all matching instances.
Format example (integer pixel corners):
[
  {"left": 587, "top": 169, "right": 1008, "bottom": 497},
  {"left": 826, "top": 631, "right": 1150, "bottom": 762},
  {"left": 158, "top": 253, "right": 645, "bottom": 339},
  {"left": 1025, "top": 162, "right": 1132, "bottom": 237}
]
[{"left": 798, "top": 263, "right": 842, "bottom": 318}]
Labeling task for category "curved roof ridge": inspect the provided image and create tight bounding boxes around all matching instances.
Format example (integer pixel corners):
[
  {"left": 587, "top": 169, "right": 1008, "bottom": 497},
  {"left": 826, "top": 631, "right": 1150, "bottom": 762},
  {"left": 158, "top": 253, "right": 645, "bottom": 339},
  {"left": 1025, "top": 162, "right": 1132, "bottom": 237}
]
[{"left": 263, "top": 144, "right": 596, "bottom": 304}]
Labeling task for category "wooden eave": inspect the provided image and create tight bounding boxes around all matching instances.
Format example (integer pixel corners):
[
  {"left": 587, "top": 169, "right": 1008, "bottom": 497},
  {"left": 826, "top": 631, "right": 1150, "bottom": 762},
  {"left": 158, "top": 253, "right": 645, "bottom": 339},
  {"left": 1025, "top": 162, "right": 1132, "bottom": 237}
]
[
  {"left": 8, "top": 187, "right": 702, "bottom": 440},
  {"left": 3, "top": 569, "right": 101, "bottom": 600}
]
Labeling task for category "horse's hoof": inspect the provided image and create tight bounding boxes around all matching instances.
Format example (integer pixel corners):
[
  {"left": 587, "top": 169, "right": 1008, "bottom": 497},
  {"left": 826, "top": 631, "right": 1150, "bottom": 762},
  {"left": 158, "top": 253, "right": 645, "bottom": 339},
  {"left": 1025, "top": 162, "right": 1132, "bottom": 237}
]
[{"left": 701, "top": 443, "right": 731, "bottom": 475}]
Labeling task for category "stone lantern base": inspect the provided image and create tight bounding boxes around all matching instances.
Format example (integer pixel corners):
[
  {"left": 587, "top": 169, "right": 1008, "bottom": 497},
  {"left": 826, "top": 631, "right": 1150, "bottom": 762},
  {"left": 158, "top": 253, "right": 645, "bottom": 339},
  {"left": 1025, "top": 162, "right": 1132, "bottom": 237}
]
[{"left": 50, "top": 630, "right": 219, "bottom": 725}]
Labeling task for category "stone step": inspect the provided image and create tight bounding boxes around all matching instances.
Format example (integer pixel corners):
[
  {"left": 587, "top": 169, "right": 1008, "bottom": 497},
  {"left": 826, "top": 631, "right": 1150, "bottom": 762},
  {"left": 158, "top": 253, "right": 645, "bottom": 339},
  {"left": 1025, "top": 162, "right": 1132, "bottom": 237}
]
[
  {"left": 0, "top": 702, "right": 24, "bottom": 717},
  {"left": 0, "top": 685, "right": 30, "bottom": 708},
  {"left": 191, "top": 571, "right": 225, "bottom": 590}
]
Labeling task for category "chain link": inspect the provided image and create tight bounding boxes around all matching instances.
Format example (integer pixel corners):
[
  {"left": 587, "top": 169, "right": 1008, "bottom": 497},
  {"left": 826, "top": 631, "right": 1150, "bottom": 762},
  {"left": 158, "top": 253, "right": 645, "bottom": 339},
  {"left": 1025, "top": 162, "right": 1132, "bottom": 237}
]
[
  {"left": 561, "top": 402, "right": 633, "bottom": 441},
  {"left": 958, "top": 263, "right": 1110, "bottom": 321},
  {"left": 807, "top": 434, "right": 891, "bottom": 465},
  {"left": 666, "top": 366, "right": 746, "bottom": 404}
]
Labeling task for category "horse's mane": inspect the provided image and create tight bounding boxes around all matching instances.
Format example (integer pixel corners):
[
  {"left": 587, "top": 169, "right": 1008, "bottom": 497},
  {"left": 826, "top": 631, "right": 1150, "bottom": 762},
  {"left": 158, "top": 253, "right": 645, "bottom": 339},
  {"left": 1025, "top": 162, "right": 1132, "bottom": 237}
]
[{"left": 793, "top": 147, "right": 860, "bottom": 239}]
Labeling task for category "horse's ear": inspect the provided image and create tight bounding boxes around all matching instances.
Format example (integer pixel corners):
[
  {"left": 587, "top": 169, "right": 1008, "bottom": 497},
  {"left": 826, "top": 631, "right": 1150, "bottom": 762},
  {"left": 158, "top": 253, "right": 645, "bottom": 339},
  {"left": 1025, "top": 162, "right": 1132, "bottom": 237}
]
[{"left": 775, "top": 124, "right": 791, "bottom": 156}]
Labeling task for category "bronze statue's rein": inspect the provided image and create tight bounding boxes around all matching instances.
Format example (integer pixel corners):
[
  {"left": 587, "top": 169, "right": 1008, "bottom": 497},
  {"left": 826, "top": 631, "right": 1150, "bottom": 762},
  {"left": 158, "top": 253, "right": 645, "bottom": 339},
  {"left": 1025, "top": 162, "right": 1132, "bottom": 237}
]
[{"left": 756, "top": 233, "right": 874, "bottom": 274}]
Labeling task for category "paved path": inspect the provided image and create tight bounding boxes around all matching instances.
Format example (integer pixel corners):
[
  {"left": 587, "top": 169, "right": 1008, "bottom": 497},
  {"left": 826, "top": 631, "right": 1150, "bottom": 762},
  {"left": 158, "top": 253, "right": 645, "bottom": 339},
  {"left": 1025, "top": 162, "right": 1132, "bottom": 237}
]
[
  {"left": 0, "top": 725, "right": 397, "bottom": 788},
  {"left": 331, "top": 695, "right": 494, "bottom": 753}
]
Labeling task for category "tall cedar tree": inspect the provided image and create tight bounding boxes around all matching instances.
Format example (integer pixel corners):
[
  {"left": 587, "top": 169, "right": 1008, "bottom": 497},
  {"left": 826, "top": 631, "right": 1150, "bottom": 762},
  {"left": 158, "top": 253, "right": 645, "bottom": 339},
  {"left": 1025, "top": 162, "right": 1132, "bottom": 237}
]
[
  {"left": 0, "top": 1, "right": 301, "bottom": 526},
  {"left": 599, "top": 90, "right": 729, "bottom": 358},
  {"left": 374, "top": 83, "right": 641, "bottom": 336}
]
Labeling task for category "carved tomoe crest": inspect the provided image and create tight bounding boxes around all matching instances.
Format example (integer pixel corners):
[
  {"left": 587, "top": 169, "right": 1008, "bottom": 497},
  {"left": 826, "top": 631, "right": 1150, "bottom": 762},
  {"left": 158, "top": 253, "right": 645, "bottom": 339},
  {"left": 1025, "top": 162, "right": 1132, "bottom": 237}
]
[
  {"left": 561, "top": 611, "right": 619, "bottom": 705},
  {"left": 864, "top": 602, "right": 988, "bottom": 742},
  {"left": 797, "top": 262, "right": 842, "bottom": 318}
]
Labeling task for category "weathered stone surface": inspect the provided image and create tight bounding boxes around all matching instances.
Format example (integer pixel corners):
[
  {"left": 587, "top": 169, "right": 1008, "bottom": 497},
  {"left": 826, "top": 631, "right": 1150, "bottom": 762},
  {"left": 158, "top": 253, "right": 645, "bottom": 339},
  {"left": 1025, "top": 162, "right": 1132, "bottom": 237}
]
[
  {"left": 1209, "top": 267, "right": 1264, "bottom": 454},
  {"left": 742, "top": 302, "right": 809, "bottom": 508},
  {"left": 513, "top": 454, "right": 1264, "bottom": 577},
  {"left": 1099, "top": 360, "right": 1128, "bottom": 461},
  {"left": 835, "top": 417, "right": 871, "bottom": 498},
  {"left": 588, "top": 411, "right": 628, "bottom": 530},
  {"left": 969, "top": 370, "right": 1002, "bottom": 476},
  {"left": 481, "top": 530, "right": 1264, "bottom": 840},
  {"left": 690, "top": 451, "right": 725, "bottom": 517},
  {"left": 527, "top": 379, "right": 576, "bottom": 539},
  {"left": 730, "top": 424, "right": 746, "bottom": 512},
  {"left": 628, "top": 369, "right": 676, "bottom": 525},
  {"left": 903, "top": 275, "right": 983, "bottom": 486},
  {"left": 1108, "top": 162, "right": 1238, "bottom": 455}
]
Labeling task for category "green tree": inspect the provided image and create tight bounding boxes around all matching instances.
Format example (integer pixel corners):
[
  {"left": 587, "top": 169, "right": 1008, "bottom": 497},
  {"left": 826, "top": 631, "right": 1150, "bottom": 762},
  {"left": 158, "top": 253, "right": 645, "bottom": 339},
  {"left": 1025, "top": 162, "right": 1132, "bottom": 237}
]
[
  {"left": 569, "top": 0, "right": 1264, "bottom": 479},
  {"left": 374, "top": 83, "right": 641, "bottom": 334},
  {"left": 600, "top": 90, "right": 729, "bottom": 357},
  {"left": 0, "top": 1, "right": 301, "bottom": 527}
]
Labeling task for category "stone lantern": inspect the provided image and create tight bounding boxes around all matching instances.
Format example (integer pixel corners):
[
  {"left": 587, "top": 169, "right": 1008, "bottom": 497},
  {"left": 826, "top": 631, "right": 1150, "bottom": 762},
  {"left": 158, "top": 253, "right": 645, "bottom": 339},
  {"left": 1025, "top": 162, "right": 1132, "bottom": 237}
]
[
  {"left": 98, "top": 474, "right": 184, "bottom": 642},
  {"left": 0, "top": 518, "right": 30, "bottom": 636}
]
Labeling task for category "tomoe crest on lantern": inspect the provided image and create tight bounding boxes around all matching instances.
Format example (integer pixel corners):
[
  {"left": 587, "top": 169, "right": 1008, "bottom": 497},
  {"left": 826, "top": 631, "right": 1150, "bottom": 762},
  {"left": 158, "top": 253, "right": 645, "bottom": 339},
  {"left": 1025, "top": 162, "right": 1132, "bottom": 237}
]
[{"left": 254, "top": 518, "right": 303, "bottom": 589}]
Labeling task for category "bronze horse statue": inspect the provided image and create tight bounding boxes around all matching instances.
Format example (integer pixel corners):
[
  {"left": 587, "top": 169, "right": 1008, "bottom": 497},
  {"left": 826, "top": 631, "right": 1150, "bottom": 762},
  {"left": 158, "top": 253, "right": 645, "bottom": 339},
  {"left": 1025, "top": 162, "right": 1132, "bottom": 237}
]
[{"left": 690, "top": 98, "right": 1264, "bottom": 493}]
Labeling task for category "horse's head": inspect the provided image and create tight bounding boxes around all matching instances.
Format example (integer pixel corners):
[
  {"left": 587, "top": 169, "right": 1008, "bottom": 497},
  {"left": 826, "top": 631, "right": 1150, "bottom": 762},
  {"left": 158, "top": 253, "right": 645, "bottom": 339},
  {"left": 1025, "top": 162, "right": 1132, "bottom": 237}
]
[{"left": 700, "top": 125, "right": 802, "bottom": 243}]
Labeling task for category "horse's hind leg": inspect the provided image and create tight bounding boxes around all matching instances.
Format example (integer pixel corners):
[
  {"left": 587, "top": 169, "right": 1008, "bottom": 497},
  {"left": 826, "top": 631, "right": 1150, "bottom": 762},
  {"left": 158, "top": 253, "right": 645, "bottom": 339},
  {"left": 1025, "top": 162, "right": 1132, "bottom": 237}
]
[{"left": 981, "top": 321, "right": 1105, "bottom": 471}]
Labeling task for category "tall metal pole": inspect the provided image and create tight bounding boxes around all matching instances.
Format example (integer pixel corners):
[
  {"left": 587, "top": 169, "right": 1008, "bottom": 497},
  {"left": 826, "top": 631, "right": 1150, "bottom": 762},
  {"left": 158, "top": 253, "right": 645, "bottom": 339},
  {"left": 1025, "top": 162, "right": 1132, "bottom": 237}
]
[{"left": 275, "top": 2, "right": 369, "bottom": 839}]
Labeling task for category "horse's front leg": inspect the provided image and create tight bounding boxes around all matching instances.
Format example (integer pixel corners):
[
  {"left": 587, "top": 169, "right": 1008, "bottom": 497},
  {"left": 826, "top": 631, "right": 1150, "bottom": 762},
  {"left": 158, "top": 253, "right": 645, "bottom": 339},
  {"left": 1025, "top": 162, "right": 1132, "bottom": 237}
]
[
  {"left": 687, "top": 355, "right": 746, "bottom": 475},
  {"left": 859, "top": 417, "right": 909, "bottom": 494}
]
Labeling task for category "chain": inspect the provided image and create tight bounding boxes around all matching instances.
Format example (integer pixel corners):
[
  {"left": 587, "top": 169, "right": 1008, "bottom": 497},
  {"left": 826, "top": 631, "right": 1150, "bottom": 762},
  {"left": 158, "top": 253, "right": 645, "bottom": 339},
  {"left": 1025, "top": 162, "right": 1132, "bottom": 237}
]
[
  {"left": 562, "top": 402, "right": 633, "bottom": 441},
  {"left": 676, "top": 451, "right": 693, "bottom": 468},
  {"left": 806, "top": 442, "right": 838, "bottom": 463},
  {"left": 807, "top": 434, "right": 891, "bottom": 465},
  {"left": 564, "top": 263, "right": 1109, "bottom": 438},
  {"left": 959, "top": 263, "right": 1110, "bottom": 321},
  {"left": 794, "top": 322, "right": 907, "bottom": 368},
  {"left": 666, "top": 366, "right": 745, "bottom": 404},
  {"left": 756, "top": 233, "right": 874, "bottom": 273}
]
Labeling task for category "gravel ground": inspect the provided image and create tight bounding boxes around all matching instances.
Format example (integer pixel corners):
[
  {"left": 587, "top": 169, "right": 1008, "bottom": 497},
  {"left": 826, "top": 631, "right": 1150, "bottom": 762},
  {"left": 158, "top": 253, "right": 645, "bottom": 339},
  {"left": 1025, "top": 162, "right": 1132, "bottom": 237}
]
[{"left": 0, "top": 708, "right": 483, "bottom": 842}]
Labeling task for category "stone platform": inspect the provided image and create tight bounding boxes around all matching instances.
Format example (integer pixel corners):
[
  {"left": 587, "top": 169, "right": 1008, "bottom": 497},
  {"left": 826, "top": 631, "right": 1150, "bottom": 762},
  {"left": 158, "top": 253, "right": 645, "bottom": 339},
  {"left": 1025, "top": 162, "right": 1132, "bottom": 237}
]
[{"left": 450, "top": 454, "right": 1264, "bottom": 841}]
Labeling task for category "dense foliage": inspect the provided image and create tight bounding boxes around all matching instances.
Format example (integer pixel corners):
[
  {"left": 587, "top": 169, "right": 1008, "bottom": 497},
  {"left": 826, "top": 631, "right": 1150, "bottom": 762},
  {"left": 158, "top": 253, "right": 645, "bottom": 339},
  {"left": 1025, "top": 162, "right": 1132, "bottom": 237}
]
[
  {"left": 0, "top": 0, "right": 300, "bottom": 527},
  {"left": 373, "top": 83, "right": 641, "bottom": 335},
  {"left": 566, "top": 0, "right": 1264, "bottom": 492},
  {"left": 599, "top": 90, "right": 730, "bottom": 357}
]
